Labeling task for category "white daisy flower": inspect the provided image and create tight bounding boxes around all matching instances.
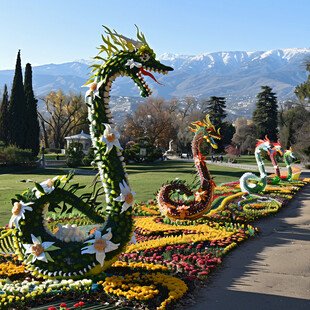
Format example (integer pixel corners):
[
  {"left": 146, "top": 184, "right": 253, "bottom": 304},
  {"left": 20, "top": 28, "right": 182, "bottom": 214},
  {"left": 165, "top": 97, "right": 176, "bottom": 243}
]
[
  {"left": 125, "top": 58, "right": 142, "bottom": 69},
  {"left": 83, "top": 80, "right": 105, "bottom": 100},
  {"left": 33, "top": 176, "right": 64, "bottom": 198},
  {"left": 23, "top": 234, "right": 55, "bottom": 264},
  {"left": 113, "top": 179, "right": 136, "bottom": 213},
  {"left": 9, "top": 201, "right": 33, "bottom": 230},
  {"left": 101, "top": 123, "right": 123, "bottom": 154},
  {"left": 81, "top": 228, "right": 119, "bottom": 267}
]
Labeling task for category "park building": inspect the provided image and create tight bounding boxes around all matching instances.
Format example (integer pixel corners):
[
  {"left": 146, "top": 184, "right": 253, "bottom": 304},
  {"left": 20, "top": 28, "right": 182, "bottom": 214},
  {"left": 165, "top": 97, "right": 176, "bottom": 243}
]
[{"left": 64, "top": 130, "right": 92, "bottom": 154}]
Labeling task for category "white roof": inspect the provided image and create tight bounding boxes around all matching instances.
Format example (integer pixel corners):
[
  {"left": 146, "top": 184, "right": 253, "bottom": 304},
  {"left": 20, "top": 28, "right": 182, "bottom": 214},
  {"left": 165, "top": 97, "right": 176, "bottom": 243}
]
[{"left": 65, "top": 130, "right": 91, "bottom": 140}]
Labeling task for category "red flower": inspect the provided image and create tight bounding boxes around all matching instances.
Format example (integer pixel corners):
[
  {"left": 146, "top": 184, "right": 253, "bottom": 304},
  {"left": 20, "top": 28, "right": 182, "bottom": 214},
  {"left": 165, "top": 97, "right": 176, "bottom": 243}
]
[
  {"left": 60, "top": 304, "right": 67, "bottom": 308},
  {"left": 79, "top": 301, "right": 85, "bottom": 306},
  {"left": 74, "top": 304, "right": 79, "bottom": 308},
  {"left": 48, "top": 308, "right": 57, "bottom": 310}
]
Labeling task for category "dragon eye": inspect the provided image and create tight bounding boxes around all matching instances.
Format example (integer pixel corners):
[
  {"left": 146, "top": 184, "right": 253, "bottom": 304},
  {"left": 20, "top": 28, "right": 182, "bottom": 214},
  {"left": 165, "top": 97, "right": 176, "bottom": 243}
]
[{"left": 140, "top": 53, "right": 150, "bottom": 62}]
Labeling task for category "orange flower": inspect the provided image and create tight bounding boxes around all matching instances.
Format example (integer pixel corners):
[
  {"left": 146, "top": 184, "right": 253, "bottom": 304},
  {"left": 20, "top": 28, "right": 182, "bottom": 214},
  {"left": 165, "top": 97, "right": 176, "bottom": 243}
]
[{"left": 195, "top": 188, "right": 208, "bottom": 202}]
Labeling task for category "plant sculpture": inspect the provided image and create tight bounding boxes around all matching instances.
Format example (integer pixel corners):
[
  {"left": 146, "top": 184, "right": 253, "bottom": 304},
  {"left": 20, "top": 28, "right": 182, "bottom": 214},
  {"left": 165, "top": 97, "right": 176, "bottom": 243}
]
[
  {"left": 239, "top": 136, "right": 273, "bottom": 194},
  {"left": 283, "top": 147, "right": 296, "bottom": 181},
  {"left": 2, "top": 25, "right": 173, "bottom": 279},
  {"left": 157, "top": 115, "right": 222, "bottom": 220}
]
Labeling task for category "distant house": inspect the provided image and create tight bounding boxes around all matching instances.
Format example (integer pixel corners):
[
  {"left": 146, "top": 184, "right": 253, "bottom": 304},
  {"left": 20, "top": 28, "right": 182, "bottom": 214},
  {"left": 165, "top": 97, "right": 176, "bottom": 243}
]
[{"left": 64, "top": 130, "right": 92, "bottom": 154}]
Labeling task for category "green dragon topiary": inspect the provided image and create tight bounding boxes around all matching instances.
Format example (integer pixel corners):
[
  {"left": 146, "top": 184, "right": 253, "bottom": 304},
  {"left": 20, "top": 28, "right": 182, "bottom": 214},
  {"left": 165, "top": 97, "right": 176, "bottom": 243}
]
[
  {"left": 239, "top": 136, "right": 273, "bottom": 194},
  {"left": 1, "top": 25, "right": 173, "bottom": 279}
]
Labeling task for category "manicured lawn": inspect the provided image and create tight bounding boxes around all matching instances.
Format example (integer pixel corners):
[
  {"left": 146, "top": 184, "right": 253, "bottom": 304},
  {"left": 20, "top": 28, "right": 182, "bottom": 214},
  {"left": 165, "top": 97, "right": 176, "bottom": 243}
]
[
  {"left": 0, "top": 161, "right": 249, "bottom": 227},
  {"left": 44, "top": 153, "right": 66, "bottom": 160},
  {"left": 223, "top": 154, "right": 287, "bottom": 167},
  {"left": 127, "top": 161, "right": 248, "bottom": 202}
]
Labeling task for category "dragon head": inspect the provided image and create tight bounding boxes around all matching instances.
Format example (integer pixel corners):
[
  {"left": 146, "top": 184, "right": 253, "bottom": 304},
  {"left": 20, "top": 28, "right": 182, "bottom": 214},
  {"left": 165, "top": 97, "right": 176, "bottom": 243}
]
[
  {"left": 270, "top": 139, "right": 284, "bottom": 156},
  {"left": 256, "top": 135, "right": 273, "bottom": 154},
  {"left": 285, "top": 146, "right": 295, "bottom": 160},
  {"left": 190, "top": 115, "right": 223, "bottom": 149},
  {"left": 87, "top": 25, "right": 173, "bottom": 98}
]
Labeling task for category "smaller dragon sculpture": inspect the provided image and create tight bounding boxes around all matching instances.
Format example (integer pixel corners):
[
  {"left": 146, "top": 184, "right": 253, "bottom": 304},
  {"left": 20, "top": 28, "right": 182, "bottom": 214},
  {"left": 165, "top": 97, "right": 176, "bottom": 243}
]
[
  {"left": 267, "top": 139, "right": 284, "bottom": 185},
  {"left": 240, "top": 136, "right": 273, "bottom": 194},
  {"left": 283, "top": 147, "right": 296, "bottom": 181},
  {"left": 157, "top": 115, "right": 222, "bottom": 221}
]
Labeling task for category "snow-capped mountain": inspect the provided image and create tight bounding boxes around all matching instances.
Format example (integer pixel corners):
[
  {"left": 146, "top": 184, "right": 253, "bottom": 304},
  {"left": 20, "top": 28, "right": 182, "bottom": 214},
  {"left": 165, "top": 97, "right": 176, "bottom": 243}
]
[{"left": 0, "top": 47, "right": 309, "bottom": 118}]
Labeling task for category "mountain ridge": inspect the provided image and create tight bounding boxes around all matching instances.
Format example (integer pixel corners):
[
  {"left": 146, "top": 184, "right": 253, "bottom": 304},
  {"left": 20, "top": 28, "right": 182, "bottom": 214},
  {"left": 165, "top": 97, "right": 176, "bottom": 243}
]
[{"left": 0, "top": 47, "right": 309, "bottom": 118}]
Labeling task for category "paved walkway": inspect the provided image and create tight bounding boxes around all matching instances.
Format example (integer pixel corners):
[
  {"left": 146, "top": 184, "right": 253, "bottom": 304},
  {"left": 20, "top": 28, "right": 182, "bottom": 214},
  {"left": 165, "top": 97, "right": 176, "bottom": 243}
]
[{"left": 188, "top": 171, "right": 310, "bottom": 310}]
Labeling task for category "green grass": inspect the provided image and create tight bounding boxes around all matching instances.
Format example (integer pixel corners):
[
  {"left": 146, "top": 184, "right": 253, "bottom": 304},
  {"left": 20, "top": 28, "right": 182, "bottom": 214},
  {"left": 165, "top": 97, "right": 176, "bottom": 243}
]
[
  {"left": 127, "top": 161, "right": 247, "bottom": 202},
  {"left": 44, "top": 154, "right": 66, "bottom": 160},
  {"left": 0, "top": 161, "right": 249, "bottom": 227},
  {"left": 223, "top": 154, "right": 287, "bottom": 167}
]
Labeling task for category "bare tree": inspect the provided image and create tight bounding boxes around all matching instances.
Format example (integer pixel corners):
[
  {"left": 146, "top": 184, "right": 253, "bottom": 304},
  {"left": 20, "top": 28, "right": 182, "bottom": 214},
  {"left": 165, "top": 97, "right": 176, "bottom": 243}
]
[
  {"left": 38, "top": 90, "right": 88, "bottom": 149},
  {"left": 122, "top": 97, "right": 177, "bottom": 148}
]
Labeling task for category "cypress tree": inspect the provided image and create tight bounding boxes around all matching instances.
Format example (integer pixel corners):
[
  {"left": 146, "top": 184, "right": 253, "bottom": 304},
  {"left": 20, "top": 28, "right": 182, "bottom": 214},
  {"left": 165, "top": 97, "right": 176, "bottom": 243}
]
[
  {"left": 8, "top": 50, "right": 27, "bottom": 148},
  {"left": 252, "top": 86, "right": 278, "bottom": 141},
  {"left": 206, "top": 96, "right": 227, "bottom": 128},
  {"left": 24, "top": 63, "right": 40, "bottom": 155},
  {"left": 0, "top": 85, "right": 10, "bottom": 146}
]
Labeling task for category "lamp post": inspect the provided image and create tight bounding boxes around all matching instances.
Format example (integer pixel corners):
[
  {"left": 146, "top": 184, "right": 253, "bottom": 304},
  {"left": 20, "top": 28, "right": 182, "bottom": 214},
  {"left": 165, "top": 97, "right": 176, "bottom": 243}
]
[{"left": 41, "top": 146, "right": 46, "bottom": 169}]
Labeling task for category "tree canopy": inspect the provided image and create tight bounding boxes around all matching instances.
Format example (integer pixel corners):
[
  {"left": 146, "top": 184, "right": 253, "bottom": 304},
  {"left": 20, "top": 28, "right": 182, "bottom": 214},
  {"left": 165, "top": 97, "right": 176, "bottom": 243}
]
[
  {"left": 8, "top": 50, "right": 27, "bottom": 148},
  {"left": 279, "top": 105, "right": 310, "bottom": 159},
  {"left": 295, "top": 62, "right": 310, "bottom": 104},
  {"left": 206, "top": 96, "right": 227, "bottom": 129},
  {"left": 0, "top": 85, "right": 9, "bottom": 146},
  {"left": 122, "top": 97, "right": 178, "bottom": 149},
  {"left": 252, "top": 86, "right": 278, "bottom": 141},
  {"left": 24, "top": 63, "right": 40, "bottom": 155},
  {"left": 38, "top": 90, "right": 88, "bottom": 149}
]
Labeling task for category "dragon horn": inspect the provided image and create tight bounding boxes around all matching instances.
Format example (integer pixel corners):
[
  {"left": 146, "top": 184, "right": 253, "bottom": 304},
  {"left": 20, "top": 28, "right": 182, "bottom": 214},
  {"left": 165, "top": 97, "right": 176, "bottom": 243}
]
[
  {"left": 189, "top": 122, "right": 201, "bottom": 132},
  {"left": 106, "top": 30, "right": 142, "bottom": 49},
  {"left": 265, "top": 135, "right": 270, "bottom": 143},
  {"left": 192, "top": 121, "right": 205, "bottom": 127},
  {"left": 217, "top": 128, "right": 221, "bottom": 136},
  {"left": 289, "top": 146, "right": 293, "bottom": 151},
  {"left": 205, "top": 114, "right": 212, "bottom": 127}
]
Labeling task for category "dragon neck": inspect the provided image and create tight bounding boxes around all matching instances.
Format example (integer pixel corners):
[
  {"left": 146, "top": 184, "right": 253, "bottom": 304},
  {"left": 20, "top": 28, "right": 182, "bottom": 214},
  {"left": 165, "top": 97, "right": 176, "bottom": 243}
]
[
  {"left": 269, "top": 152, "right": 280, "bottom": 177},
  {"left": 192, "top": 131, "right": 211, "bottom": 185},
  {"left": 88, "top": 64, "right": 128, "bottom": 205},
  {"left": 255, "top": 146, "right": 267, "bottom": 178},
  {"left": 284, "top": 152, "right": 293, "bottom": 178}
]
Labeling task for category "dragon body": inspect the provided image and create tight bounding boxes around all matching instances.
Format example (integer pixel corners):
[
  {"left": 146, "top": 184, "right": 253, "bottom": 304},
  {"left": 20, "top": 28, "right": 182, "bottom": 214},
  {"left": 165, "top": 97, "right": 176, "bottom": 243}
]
[
  {"left": 283, "top": 147, "right": 296, "bottom": 181},
  {"left": 4, "top": 26, "right": 172, "bottom": 278},
  {"left": 267, "top": 139, "right": 284, "bottom": 185},
  {"left": 157, "top": 116, "right": 222, "bottom": 220},
  {"left": 240, "top": 136, "right": 273, "bottom": 194}
]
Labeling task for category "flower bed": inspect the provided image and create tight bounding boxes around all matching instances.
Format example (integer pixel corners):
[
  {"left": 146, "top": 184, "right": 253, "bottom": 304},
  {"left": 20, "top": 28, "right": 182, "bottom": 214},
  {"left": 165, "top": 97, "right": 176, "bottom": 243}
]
[{"left": 0, "top": 178, "right": 308, "bottom": 309}]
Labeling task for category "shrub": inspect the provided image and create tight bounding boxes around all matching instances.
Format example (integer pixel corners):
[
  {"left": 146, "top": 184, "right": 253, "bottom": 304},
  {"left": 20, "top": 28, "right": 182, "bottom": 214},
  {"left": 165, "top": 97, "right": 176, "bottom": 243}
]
[
  {"left": 123, "top": 139, "right": 162, "bottom": 163},
  {"left": 82, "top": 147, "right": 95, "bottom": 166},
  {"left": 44, "top": 148, "right": 62, "bottom": 154},
  {"left": 66, "top": 142, "right": 84, "bottom": 168},
  {"left": 0, "top": 145, "right": 36, "bottom": 166},
  {"left": 146, "top": 148, "right": 162, "bottom": 162}
]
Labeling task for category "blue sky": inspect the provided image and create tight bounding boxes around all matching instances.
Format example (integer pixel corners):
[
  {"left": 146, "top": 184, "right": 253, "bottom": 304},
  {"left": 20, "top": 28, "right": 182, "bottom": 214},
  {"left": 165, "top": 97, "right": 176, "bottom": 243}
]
[{"left": 0, "top": 0, "right": 309, "bottom": 69}]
